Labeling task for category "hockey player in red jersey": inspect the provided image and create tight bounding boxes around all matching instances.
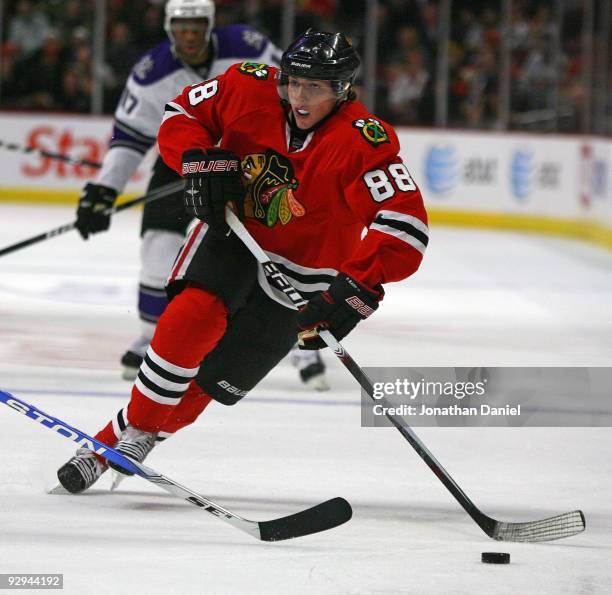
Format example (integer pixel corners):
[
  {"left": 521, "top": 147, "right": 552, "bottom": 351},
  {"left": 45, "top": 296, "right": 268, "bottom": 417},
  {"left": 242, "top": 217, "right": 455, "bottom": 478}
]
[{"left": 57, "top": 29, "right": 429, "bottom": 494}]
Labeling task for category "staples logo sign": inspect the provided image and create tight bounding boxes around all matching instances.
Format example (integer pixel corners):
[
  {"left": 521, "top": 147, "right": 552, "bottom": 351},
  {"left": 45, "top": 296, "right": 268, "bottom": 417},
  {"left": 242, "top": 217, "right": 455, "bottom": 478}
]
[
  {"left": 15, "top": 125, "right": 144, "bottom": 182},
  {"left": 20, "top": 126, "right": 104, "bottom": 179}
]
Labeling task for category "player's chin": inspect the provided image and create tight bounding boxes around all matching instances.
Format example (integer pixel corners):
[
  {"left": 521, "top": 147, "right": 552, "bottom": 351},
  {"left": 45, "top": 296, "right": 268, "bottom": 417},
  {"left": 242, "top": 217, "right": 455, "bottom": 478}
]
[{"left": 293, "top": 111, "right": 316, "bottom": 130}]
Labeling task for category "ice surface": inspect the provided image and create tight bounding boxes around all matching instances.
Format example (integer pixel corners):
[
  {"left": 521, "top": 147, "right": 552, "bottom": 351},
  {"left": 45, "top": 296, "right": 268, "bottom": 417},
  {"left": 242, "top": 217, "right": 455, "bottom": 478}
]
[{"left": 1, "top": 204, "right": 611, "bottom": 594}]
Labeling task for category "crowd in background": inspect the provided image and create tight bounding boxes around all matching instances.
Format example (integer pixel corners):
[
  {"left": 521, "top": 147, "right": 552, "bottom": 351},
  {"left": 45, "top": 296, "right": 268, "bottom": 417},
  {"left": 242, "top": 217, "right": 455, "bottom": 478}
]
[{"left": 1, "top": 0, "right": 610, "bottom": 132}]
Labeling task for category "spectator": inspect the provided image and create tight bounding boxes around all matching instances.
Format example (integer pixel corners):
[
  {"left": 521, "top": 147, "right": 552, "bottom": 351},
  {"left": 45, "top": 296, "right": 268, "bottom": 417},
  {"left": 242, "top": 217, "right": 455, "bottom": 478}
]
[
  {"left": 105, "top": 21, "right": 143, "bottom": 110},
  {"left": 60, "top": 32, "right": 93, "bottom": 112},
  {"left": 51, "top": 0, "right": 94, "bottom": 45},
  {"left": 519, "top": 35, "right": 558, "bottom": 111},
  {"left": 510, "top": 2, "right": 530, "bottom": 50},
  {"left": 0, "top": 43, "right": 21, "bottom": 105},
  {"left": 133, "top": 4, "right": 165, "bottom": 50},
  {"left": 19, "top": 31, "right": 66, "bottom": 110},
  {"left": 387, "top": 49, "right": 429, "bottom": 125},
  {"left": 0, "top": 0, "right": 603, "bottom": 132},
  {"left": 390, "top": 25, "right": 423, "bottom": 63},
  {"left": 60, "top": 70, "right": 91, "bottom": 113},
  {"left": 453, "top": 7, "right": 483, "bottom": 55},
  {"left": 464, "top": 45, "right": 500, "bottom": 128},
  {"left": 7, "top": 0, "right": 52, "bottom": 58}
]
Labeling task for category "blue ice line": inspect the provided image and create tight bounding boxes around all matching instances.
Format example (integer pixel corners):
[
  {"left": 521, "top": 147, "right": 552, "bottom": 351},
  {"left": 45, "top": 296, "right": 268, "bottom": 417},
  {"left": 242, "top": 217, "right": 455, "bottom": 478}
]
[
  {"left": 1, "top": 387, "right": 357, "bottom": 408},
  {"left": 3, "top": 388, "right": 611, "bottom": 417}
]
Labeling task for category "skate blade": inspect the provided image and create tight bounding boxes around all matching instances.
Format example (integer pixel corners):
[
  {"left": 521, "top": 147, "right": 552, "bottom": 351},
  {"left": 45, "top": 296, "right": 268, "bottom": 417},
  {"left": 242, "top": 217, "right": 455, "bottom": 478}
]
[
  {"left": 110, "top": 470, "right": 127, "bottom": 491},
  {"left": 306, "top": 374, "right": 330, "bottom": 392},
  {"left": 121, "top": 367, "right": 138, "bottom": 382},
  {"left": 47, "top": 482, "right": 69, "bottom": 495}
]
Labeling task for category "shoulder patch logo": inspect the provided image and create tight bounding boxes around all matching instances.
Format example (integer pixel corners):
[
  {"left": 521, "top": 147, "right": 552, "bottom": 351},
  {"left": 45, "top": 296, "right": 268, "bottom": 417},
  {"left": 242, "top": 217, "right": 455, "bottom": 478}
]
[
  {"left": 133, "top": 55, "right": 154, "bottom": 81},
  {"left": 242, "top": 30, "right": 266, "bottom": 51},
  {"left": 237, "top": 62, "right": 269, "bottom": 80},
  {"left": 353, "top": 118, "right": 390, "bottom": 148}
]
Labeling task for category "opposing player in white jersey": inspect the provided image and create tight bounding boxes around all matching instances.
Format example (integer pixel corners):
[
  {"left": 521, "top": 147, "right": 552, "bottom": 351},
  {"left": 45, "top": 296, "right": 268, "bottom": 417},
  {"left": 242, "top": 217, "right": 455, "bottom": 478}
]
[{"left": 73, "top": 0, "right": 329, "bottom": 390}]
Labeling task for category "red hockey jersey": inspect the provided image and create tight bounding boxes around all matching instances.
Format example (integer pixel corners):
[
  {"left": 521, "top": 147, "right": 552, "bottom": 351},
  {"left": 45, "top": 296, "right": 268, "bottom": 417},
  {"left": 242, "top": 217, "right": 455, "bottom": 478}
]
[{"left": 158, "top": 62, "right": 428, "bottom": 298}]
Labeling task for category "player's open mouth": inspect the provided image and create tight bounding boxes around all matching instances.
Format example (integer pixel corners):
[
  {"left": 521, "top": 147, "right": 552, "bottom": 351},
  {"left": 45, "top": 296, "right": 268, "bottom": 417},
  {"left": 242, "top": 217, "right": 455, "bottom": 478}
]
[{"left": 181, "top": 44, "right": 200, "bottom": 54}]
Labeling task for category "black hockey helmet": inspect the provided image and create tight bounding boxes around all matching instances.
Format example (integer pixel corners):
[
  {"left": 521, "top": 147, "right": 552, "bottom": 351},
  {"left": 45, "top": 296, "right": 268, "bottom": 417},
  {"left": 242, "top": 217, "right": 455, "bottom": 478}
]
[{"left": 279, "top": 29, "right": 361, "bottom": 98}]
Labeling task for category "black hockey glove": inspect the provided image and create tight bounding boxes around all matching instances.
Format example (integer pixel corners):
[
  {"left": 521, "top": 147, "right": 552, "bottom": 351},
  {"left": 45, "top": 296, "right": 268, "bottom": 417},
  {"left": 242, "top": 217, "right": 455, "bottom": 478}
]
[
  {"left": 182, "top": 148, "right": 245, "bottom": 234},
  {"left": 75, "top": 183, "right": 118, "bottom": 240},
  {"left": 297, "top": 273, "right": 381, "bottom": 350}
]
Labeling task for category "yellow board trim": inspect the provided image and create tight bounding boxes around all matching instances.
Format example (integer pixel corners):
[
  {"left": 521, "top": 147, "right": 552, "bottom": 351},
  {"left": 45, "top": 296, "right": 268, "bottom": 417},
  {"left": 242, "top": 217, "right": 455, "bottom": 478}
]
[
  {"left": 0, "top": 187, "right": 140, "bottom": 206},
  {"left": 2, "top": 188, "right": 612, "bottom": 251},
  {"left": 429, "top": 208, "right": 612, "bottom": 251}
]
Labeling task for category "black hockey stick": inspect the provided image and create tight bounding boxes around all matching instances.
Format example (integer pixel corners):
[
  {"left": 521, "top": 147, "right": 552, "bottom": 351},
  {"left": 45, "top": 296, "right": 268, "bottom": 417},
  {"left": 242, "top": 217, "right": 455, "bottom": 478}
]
[
  {"left": 0, "top": 180, "right": 184, "bottom": 258},
  {"left": 0, "top": 390, "right": 352, "bottom": 541},
  {"left": 0, "top": 139, "right": 102, "bottom": 169},
  {"left": 226, "top": 209, "right": 585, "bottom": 543}
]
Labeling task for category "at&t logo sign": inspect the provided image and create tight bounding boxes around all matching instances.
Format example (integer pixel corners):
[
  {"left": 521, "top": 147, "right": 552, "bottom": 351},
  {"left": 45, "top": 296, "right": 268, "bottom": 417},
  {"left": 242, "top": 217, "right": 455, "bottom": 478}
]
[
  {"left": 424, "top": 145, "right": 458, "bottom": 195},
  {"left": 510, "top": 149, "right": 535, "bottom": 200},
  {"left": 510, "top": 148, "right": 560, "bottom": 201}
]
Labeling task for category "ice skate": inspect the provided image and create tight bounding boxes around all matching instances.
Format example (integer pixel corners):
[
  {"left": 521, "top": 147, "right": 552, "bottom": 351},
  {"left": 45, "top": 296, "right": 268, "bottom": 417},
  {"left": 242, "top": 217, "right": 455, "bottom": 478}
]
[
  {"left": 120, "top": 335, "right": 150, "bottom": 381},
  {"left": 57, "top": 448, "right": 108, "bottom": 494},
  {"left": 291, "top": 348, "right": 330, "bottom": 391},
  {"left": 108, "top": 425, "right": 157, "bottom": 476}
]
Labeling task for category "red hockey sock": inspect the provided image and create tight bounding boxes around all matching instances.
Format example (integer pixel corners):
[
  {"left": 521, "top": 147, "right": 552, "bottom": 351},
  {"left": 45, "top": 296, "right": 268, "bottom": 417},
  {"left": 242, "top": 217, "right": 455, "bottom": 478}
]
[
  {"left": 94, "top": 421, "right": 119, "bottom": 446},
  {"left": 160, "top": 380, "right": 214, "bottom": 435},
  {"left": 127, "top": 286, "right": 228, "bottom": 432},
  {"left": 90, "top": 421, "right": 120, "bottom": 464}
]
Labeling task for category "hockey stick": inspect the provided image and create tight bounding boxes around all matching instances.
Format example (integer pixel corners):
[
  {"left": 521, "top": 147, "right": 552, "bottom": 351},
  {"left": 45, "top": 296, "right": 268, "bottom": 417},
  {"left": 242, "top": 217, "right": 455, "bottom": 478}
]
[
  {"left": 0, "top": 390, "right": 352, "bottom": 541},
  {"left": 0, "top": 180, "right": 184, "bottom": 258},
  {"left": 226, "top": 209, "right": 585, "bottom": 543},
  {"left": 0, "top": 139, "right": 102, "bottom": 169}
]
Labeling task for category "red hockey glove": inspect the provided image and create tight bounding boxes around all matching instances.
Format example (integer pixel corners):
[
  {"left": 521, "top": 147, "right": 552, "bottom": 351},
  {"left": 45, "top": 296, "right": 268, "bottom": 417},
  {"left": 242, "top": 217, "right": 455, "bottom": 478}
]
[
  {"left": 297, "top": 273, "right": 381, "bottom": 350},
  {"left": 182, "top": 148, "right": 245, "bottom": 233}
]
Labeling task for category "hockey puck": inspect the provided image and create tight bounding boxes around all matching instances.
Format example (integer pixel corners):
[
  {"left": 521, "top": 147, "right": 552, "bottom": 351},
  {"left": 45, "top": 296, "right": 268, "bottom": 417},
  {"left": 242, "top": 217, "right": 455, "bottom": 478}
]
[{"left": 481, "top": 552, "right": 510, "bottom": 564}]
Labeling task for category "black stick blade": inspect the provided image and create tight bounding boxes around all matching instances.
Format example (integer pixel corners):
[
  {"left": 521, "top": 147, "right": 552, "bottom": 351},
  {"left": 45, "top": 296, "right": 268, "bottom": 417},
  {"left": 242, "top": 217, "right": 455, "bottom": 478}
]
[{"left": 258, "top": 497, "right": 352, "bottom": 542}]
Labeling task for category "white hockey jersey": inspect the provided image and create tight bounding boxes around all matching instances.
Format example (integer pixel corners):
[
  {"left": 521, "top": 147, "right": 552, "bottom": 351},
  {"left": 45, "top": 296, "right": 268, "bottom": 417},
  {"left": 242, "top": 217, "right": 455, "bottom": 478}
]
[{"left": 96, "top": 24, "right": 281, "bottom": 193}]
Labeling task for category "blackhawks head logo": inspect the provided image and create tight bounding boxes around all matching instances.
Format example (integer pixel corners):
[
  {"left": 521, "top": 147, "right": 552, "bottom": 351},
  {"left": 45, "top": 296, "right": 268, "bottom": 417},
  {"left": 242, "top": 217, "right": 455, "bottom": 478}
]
[
  {"left": 237, "top": 62, "right": 269, "bottom": 80},
  {"left": 241, "top": 149, "right": 305, "bottom": 227},
  {"left": 353, "top": 118, "right": 390, "bottom": 148}
]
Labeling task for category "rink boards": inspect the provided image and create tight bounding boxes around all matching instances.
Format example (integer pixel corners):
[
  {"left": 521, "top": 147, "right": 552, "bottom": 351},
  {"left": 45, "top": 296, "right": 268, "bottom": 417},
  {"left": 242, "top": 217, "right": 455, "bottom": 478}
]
[{"left": 0, "top": 112, "right": 610, "bottom": 249}]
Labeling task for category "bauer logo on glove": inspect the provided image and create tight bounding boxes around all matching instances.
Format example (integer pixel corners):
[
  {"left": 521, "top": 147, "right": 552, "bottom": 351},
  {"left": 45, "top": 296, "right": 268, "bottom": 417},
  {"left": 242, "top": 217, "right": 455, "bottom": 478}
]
[
  {"left": 182, "top": 159, "right": 240, "bottom": 175},
  {"left": 345, "top": 295, "right": 376, "bottom": 318},
  {"left": 296, "top": 273, "right": 381, "bottom": 350},
  {"left": 182, "top": 148, "right": 245, "bottom": 233}
]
